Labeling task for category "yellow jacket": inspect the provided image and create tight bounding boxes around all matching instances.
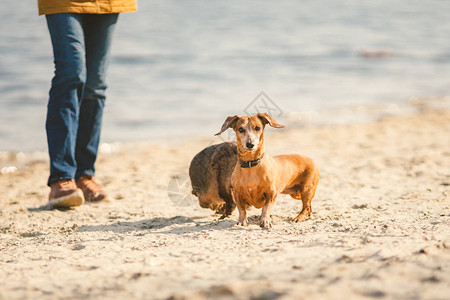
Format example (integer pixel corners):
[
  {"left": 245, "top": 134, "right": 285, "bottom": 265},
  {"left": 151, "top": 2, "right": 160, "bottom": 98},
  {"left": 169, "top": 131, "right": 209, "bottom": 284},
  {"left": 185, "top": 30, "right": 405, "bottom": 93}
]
[{"left": 38, "top": 0, "right": 137, "bottom": 16}]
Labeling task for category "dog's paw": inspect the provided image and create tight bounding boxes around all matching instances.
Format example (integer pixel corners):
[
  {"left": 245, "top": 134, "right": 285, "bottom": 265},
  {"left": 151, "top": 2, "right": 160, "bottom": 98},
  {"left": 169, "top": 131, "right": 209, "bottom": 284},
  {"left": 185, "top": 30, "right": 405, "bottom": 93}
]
[
  {"left": 260, "top": 217, "right": 272, "bottom": 229},
  {"left": 236, "top": 219, "right": 248, "bottom": 227},
  {"left": 292, "top": 214, "right": 309, "bottom": 223},
  {"left": 292, "top": 208, "right": 312, "bottom": 223}
]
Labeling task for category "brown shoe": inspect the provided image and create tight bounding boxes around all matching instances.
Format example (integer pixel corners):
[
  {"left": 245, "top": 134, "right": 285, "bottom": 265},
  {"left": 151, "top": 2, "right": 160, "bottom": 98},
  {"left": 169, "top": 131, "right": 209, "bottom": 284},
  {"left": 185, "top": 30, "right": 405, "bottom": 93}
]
[
  {"left": 76, "top": 174, "right": 109, "bottom": 202},
  {"left": 49, "top": 179, "right": 85, "bottom": 208}
]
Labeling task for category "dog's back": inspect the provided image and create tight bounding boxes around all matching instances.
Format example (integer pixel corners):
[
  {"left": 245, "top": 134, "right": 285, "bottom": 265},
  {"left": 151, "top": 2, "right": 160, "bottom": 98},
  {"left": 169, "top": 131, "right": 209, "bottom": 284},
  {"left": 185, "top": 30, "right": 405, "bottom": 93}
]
[{"left": 189, "top": 142, "right": 237, "bottom": 217}]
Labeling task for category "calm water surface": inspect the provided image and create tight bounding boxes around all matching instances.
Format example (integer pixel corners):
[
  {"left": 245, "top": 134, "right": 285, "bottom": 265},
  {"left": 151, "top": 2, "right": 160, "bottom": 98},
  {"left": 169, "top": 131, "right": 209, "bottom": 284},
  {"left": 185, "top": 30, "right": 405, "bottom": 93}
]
[{"left": 1, "top": 1, "right": 449, "bottom": 151}]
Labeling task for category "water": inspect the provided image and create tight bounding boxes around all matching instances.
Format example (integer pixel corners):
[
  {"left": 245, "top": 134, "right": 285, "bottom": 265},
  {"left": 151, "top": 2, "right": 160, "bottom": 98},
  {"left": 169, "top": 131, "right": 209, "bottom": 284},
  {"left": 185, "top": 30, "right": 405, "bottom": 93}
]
[{"left": 1, "top": 1, "right": 449, "bottom": 152}]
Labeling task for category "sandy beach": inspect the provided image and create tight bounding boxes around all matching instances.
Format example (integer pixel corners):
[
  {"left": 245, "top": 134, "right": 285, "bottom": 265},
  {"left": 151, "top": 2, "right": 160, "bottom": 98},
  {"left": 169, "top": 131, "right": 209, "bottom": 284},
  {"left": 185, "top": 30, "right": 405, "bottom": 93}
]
[{"left": 0, "top": 107, "right": 449, "bottom": 300}]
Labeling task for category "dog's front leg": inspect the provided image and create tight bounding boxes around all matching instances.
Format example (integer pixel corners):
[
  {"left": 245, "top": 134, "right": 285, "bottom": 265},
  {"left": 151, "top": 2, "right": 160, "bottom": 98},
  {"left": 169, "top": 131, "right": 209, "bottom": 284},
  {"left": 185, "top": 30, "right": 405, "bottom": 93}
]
[
  {"left": 231, "top": 189, "right": 247, "bottom": 226},
  {"left": 260, "top": 192, "right": 276, "bottom": 229}
]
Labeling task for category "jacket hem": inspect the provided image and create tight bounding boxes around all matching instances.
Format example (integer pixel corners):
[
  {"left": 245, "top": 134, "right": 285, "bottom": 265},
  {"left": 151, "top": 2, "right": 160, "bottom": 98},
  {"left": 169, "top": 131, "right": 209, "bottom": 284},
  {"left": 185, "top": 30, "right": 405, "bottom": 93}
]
[{"left": 38, "top": 6, "right": 136, "bottom": 16}]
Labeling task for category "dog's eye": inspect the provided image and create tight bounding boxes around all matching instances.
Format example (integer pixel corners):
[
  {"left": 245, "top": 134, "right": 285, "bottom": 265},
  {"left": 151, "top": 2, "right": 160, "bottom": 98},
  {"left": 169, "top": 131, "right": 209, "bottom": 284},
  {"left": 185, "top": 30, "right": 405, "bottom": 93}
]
[
  {"left": 238, "top": 127, "right": 245, "bottom": 133},
  {"left": 255, "top": 126, "right": 261, "bottom": 131}
]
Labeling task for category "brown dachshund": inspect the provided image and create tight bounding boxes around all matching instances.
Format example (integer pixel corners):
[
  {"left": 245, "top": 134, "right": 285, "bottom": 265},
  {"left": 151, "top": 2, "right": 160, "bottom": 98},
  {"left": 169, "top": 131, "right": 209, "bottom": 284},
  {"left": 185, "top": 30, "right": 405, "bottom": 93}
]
[
  {"left": 189, "top": 142, "right": 237, "bottom": 218},
  {"left": 215, "top": 113, "right": 320, "bottom": 229}
]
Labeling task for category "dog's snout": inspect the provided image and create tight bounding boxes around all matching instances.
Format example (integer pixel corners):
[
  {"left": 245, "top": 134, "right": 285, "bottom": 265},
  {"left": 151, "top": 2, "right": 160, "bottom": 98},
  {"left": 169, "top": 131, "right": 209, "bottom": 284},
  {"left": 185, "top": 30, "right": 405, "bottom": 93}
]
[{"left": 246, "top": 141, "right": 254, "bottom": 149}]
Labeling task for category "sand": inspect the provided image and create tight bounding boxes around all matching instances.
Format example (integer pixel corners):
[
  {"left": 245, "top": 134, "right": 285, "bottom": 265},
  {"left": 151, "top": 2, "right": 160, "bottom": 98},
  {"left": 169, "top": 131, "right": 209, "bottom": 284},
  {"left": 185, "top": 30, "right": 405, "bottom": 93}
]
[{"left": 0, "top": 107, "right": 449, "bottom": 300}]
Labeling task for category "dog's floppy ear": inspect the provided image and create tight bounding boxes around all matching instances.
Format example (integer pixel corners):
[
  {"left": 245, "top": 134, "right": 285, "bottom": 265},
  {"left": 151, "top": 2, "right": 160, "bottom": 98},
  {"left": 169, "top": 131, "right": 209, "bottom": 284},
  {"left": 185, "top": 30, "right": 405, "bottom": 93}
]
[
  {"left": 257, "top": 113, "right": 285, "bottom": 128},
  {"left": 215, "top": 115, "right": 239, "bottom": 135}
]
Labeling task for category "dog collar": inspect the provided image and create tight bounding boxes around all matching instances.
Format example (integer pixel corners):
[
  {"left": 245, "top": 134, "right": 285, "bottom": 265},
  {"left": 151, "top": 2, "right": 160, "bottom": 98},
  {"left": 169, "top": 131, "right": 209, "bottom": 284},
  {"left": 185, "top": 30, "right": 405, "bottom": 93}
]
[{"left": 239, "top": 153, "right": 265, "bottom": 168}]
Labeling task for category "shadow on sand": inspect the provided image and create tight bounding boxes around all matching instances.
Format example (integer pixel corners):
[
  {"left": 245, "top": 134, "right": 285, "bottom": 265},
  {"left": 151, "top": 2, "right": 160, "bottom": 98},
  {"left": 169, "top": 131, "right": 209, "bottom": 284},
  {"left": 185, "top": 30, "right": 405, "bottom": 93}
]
[{"left": 75, "top": 215, "right": 238, "bottom": 235}]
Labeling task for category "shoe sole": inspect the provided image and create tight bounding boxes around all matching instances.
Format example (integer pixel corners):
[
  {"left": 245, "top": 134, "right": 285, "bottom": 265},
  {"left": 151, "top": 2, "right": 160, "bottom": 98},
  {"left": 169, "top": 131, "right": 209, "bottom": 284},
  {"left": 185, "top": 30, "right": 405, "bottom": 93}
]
[{"left": 49, "top": 189, "right": 85, "bottom": 208}]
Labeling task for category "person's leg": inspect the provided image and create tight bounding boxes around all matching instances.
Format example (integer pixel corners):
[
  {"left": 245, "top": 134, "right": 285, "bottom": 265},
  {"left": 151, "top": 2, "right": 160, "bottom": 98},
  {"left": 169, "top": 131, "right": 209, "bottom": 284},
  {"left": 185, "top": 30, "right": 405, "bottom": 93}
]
[
  {"left": 46, "top": 13, "right": 87, "bottom": 186},
  {"left": 75, "top": 13, "right": 119, "bottom": 180}
]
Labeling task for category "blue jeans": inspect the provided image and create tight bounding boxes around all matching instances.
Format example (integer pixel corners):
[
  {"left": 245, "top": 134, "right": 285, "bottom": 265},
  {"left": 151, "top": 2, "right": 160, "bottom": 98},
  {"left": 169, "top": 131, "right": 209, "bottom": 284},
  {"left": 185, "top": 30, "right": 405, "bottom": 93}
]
[{"left": 45, "top": 13, "right": 118, "bottom": 186}]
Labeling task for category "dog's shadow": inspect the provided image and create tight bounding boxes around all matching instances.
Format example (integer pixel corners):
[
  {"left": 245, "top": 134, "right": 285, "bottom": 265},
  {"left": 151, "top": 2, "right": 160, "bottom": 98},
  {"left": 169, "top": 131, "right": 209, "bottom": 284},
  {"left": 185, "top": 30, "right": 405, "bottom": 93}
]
[
  {"left": 27, "top": 205, "right": 296, "bottom": 234},
  {"left": 76, "top": 215, "right": 238, "bottom": 235}
]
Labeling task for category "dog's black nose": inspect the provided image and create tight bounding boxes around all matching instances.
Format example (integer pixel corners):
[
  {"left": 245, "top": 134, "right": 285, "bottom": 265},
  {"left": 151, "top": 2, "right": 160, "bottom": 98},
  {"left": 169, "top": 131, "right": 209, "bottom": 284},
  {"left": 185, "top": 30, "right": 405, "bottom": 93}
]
[{"left": 246, "top": 142, "right": 254, "bottom": 149}]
